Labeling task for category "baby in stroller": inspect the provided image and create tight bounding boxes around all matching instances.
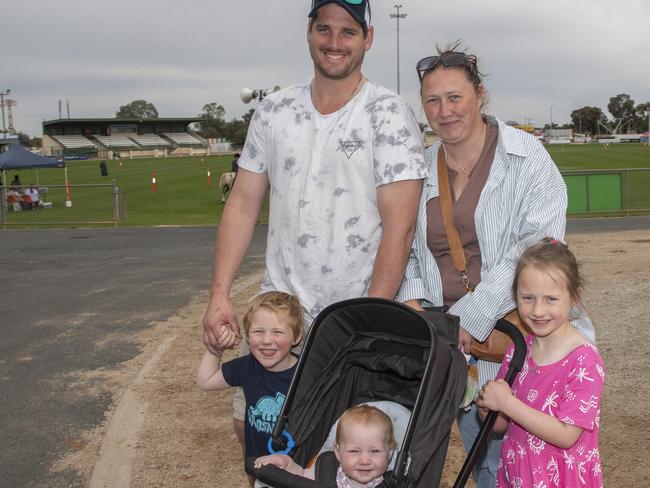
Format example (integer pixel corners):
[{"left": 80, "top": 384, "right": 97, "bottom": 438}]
[{"left": 255, "top": 404, "right": 397, "bottom": 487}]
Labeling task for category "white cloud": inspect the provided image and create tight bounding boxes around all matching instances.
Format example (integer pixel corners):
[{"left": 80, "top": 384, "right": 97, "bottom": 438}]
[{"left": 3, "top": 0, "right": 649, "bottom": 135}]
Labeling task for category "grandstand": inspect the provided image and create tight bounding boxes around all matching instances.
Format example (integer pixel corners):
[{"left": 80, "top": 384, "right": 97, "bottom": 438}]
[
  {"left": 52, "top": 135, "right": 96, "bottom": 150},
  {"left": 131, "top": 134, "right": 170, "bottom": 147},
  {"left": 42, "top": 117, "right": 209, "bottom": 159},
  {"left": 94, "top": 135, "right": 139, "bottom": 149},
  {"left": 163, "top": 132, "right": 203, "bottom": 147}
]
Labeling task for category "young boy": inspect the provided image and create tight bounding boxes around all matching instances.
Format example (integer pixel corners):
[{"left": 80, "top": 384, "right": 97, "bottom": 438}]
[{"left": 196, "top": 291, "right": 303, "bottom": 459}]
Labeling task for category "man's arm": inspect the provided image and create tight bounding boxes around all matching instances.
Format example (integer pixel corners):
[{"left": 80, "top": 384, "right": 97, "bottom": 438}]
[
  {"left": 367, "top": 179, "right": 423, "bottom": 299},
  {"left": 202, "top": 168, "right": 268, "bottom": 354}
]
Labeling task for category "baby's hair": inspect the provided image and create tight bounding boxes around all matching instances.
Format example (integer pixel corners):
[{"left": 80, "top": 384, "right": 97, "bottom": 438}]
[
  {"left": 242, "top": 291, "right": 303, "bottom": 339},
  {"left": 513, "top": 237, "right": 584, "bottom": 308},
  {"left": 336, "top": 405, "right": 397, "bottom": 450}
]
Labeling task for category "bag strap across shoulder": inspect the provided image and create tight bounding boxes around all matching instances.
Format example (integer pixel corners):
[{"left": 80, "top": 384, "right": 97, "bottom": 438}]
[{"left": 437, "top": 147, "right": 475, "bottom": 293}]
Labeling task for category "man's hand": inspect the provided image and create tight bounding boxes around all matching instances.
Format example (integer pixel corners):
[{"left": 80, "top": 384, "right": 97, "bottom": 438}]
[
  {"left": 202, "top": 297, "right": 241, "bottom": 355},
  {"left": 458, "top": 326, "right": 473, "bottom": 354},
  {"left": 215, "top": 324, "right": 238, "bottom": 351}
]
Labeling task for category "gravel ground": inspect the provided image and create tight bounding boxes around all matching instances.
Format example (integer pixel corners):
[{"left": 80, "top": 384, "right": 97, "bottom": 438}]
[{"left": 53, "top": 230, "right": 650, "bottom": 487}]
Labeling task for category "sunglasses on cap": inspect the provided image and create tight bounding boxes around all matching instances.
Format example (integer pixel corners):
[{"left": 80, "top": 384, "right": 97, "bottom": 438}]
[
  {"left": 309, "top": 0, "right": 371, "bottom": 28},
  {"left": 416, "top": 52, "right": 478, "bottom": 82}
]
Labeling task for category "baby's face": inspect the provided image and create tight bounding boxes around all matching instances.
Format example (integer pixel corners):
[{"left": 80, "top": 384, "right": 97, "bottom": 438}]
[{"left": 335, "top": 422, "right": 390, "bottom": 484}]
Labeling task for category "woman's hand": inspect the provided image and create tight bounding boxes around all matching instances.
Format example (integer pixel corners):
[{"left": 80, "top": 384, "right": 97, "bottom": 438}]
[
  {"left": 458, "top": 327, "right": 473, "bottom": 354},
  {"left": 403, "top": 299, "right": 425, "bottom": 311}
]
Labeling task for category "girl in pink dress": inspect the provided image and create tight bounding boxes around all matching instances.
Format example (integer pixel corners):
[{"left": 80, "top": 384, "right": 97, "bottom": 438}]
[{"left": 476, "top": 238, "right": 605, "bottom": 487}]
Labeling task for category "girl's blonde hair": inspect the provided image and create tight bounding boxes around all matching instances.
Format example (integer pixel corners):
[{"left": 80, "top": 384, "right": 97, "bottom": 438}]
[
  {"left": 513, "top": 237, "right": 584, "bottom": 309},
  {"left": 242, "top": 291, "right": 303, "bottom": 339},
  {"left": 335, "top": 405, "right": 397, "bottom": 450}
]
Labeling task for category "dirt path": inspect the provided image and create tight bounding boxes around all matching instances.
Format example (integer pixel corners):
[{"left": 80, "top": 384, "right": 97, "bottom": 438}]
[{"left": 53, "top": 231, "right": 650, "bottom": 487}]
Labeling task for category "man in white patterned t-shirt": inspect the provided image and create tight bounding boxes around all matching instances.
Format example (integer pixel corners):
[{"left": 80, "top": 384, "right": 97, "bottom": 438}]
[{"left": 202, "top": 0, "right": 427, "bottom": 450}]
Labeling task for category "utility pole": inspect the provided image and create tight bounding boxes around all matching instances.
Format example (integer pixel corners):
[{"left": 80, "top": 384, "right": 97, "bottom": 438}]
[
  {"left": 0, "top": 88, "right": 10, "bottom": 137},
  {"left": 389, "top": 5, "right": 407, "bottom": 94},
  {"left": 5, "top": 99, "right": 17, "bottom": 135},
  {"left": 549, "top": 104, "right": 556, "bottom": 130}
]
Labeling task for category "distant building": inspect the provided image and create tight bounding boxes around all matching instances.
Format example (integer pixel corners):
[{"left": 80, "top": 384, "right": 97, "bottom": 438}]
[
  {"left": 546, "top": 128, "right": 573, "bottom": 144},
  {"left": 42, "top": 117, "right": 211, "bottom": 159}
]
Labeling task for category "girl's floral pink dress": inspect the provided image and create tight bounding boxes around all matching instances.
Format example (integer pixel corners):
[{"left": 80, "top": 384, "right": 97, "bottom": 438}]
[{"left": 495, "top": 336, "right": 605, "bottom": 487}]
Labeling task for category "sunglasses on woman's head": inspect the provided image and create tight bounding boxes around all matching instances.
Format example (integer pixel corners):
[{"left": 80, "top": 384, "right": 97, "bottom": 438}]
[{"left": 416, "top": 52, "right": 474, "bottom": 82}]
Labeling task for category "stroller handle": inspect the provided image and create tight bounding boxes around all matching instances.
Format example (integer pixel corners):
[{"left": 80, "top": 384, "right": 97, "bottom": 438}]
[{"left": 452, "top": 317, "right": 527, "bottom": 488}]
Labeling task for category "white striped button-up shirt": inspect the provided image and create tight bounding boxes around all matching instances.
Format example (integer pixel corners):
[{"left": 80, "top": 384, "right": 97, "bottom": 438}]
[{"left": 397, "top": 116, "right": 595, "bottom": 386}]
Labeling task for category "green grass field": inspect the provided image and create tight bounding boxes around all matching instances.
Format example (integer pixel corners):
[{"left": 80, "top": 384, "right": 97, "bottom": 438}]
[
  {"left": 2, "top": 154, "right": 269, "bottom": 227},
  {"left": 546, "top": 142, "right": 650, "bottom": 170},
  {"left": 2, "top": 143, "right": 649, "bottom": 227}
]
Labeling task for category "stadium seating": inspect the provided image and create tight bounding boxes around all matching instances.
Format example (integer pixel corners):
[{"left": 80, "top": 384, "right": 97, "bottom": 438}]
[
  {"left": 94, "top": 135, "right": 139, "bottom": 149},
  {"left": 130, "top": 134, "right": 170, "bottom": 147},
  {"left": 163, "top": 132, "right": 203, "bottom": 146},
  {"left": 52, "top": 135, "right": 96, "bottom": 149}
]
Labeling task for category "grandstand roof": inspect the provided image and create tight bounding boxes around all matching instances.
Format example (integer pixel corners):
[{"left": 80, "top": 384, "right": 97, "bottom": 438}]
[{"left": 43, "top": 117, "right": 204, "bottom": 128}]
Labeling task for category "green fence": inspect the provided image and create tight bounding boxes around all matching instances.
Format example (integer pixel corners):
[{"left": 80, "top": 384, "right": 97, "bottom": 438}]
[{"left": 562, "top": 169, "right": 650, "bottom": 215}]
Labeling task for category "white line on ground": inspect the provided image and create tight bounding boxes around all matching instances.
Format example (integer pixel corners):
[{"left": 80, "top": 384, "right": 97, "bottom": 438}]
[{"left": 89, "top": 334, "right": 178, "bottom": 488}]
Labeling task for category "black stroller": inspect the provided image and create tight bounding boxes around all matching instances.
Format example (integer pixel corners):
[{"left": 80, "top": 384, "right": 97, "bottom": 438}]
[{"left": 245, "top": 298, "right": 526, "bottom": 488}]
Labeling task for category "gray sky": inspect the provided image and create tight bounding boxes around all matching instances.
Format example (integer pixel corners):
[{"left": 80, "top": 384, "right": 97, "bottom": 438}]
[{"left": 3, "top": 0, "right": 649, "bottom": 137}]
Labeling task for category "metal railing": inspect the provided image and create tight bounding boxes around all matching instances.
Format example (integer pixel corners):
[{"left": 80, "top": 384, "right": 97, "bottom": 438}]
[{"left": 0, "top": 180, "right": 125, "bottom": 227}]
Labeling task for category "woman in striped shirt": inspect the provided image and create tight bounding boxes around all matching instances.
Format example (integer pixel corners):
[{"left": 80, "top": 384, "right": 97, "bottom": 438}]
[{"left": 397, "top": 43, "right": 594, "bottom": 488}]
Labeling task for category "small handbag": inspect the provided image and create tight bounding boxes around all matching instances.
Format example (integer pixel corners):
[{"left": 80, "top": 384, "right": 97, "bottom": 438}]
[{"left": 437, "top": 148, "right": 529, "bottom": 363}]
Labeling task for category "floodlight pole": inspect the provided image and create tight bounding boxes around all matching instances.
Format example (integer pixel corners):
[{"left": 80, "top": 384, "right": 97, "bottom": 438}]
[
  {"left": 549, "top": 104, "right": 556, "bottom": 130},
  {"left": 389, "top": 5, "right": 407, "bottom": 95},
  {"left": 0, "top": 89, "right": 10, "bottom": 137}
]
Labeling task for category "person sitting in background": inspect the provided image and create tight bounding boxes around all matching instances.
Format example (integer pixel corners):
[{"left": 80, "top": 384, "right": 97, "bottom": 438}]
[
  {"left": 23, "top": 185, "right": 40, "bottom": 209},
  {"left": 10, "top": 174, "right": 22, "bottom": 192},
  {"left": 7, "top": 188, "right": 22, "bottom": 211}
]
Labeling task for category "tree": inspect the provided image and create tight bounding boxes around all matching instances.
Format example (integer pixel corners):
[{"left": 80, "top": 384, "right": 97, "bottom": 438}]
[
  {"left": 115, "top": 100, "right": 158, "bottom": 118},
  {"left": 17, "top": 132, "right": 42, "bottom": 148},
  {"left": 570, "top": 106, "right": 608, "bottom": 135},
  {"left": 196, "top": 102, "right": 226, "bottom": 139},
  {"left": 607, "top": 94, "right": 635, "bottom": 132},
  {"left": 632, "top": 102, "right": 650, "bottom": 133},
  {"left": 242, "top": 108, "right": 255, "bottom": 126}
]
